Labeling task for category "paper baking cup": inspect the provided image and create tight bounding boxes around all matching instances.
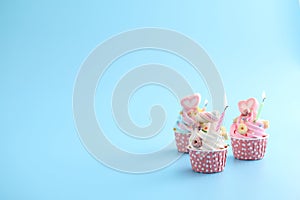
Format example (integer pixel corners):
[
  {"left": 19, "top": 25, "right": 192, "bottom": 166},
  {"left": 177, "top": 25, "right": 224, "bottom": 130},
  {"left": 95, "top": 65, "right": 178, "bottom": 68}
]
[
  {"left": 189, "top": 147, "right": 228, "bottom": 173},
  {"left": 231, "top": 135, "right": 269, "bottom": 160},
  {"left": 174, "top": 132, "right": 191, "bottom": 153}
]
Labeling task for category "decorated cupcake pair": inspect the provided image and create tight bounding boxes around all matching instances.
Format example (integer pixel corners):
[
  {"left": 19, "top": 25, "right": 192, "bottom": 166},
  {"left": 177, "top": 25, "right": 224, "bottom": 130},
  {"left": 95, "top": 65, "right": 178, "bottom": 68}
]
[{"left": 173, "top": 93, "right": 269, "bottom": 174}]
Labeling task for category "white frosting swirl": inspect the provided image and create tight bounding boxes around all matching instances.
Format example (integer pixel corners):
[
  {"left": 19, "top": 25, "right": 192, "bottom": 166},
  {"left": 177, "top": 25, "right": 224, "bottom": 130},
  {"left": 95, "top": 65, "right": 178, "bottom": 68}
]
[{"left": 188, "top": 111, "right": 227, "bottom": 151}]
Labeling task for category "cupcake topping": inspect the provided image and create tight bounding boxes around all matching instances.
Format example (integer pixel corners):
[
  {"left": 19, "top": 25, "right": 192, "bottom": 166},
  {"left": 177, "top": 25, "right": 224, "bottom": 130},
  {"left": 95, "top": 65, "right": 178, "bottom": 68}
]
[
  {"left": 230, "top": 97, "right": 269, "bottom": 139},
  {"left": 188, "top": 111, "right": 228, "bottom": 151}
]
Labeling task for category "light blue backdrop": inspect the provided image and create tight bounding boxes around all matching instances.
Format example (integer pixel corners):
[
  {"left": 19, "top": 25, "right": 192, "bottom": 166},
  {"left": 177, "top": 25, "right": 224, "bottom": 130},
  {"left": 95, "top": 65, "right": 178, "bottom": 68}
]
[{"left": 1, "top": 0, "right": 300, "bottom": 199}]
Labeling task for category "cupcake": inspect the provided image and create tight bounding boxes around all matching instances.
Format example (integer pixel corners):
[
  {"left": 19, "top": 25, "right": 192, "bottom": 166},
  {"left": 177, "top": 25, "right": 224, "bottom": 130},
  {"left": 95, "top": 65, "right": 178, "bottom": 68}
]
[
  {"left": 173, "top": 94, "right": 208, "bottom": 153},
  {"left": 188, "top": 111, "right": 229, "bottom": 173},
  {"left": 230, "top": 97, "right": 269, "bottom": 160}
]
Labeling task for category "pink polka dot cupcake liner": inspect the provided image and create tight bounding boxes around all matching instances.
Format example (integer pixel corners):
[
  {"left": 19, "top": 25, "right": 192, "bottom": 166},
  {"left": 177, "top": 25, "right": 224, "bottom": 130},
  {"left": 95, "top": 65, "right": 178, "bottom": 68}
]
[
  {"left": 189, "top": 147, "right": 228, "bottom": 173},
  {"left": 231, "top": 135, "right": 269, "bottom": 160},
  {"left": 174, "top": 132, "right": 191, "bottom": 153}
]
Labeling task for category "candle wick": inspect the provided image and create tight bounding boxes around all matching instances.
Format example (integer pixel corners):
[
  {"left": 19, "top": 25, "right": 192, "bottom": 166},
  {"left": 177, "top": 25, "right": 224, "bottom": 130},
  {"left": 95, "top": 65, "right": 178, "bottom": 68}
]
[
  {"left": 204, "top": 100, "right": 208, "bottom": 107},
  {"left": 224, "top": 105, "right": 229, "bottom": 112},
  {"left": 262, "top": 97, "right": 266, "bottom": 103}
]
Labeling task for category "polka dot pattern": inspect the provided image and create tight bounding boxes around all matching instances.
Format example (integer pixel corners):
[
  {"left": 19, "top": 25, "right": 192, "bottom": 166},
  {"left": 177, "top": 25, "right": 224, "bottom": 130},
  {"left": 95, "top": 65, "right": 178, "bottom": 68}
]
[
  {"left": 231, "top": 137, "right": 268, "bottom": 160},
  {"left": 174, "top": 132, "right": 191, "bottom": 153},
  {"left": 189, "top": 148, "right": 228, "bottom": 173}
]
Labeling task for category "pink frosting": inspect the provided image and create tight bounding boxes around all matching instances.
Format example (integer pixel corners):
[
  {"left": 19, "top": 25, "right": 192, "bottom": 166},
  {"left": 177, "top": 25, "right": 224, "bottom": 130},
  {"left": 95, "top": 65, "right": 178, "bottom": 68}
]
[
  {"left": 182, "top": 111, "right": 196, "bottom": 125},
  {"left": 230, "top": 98, "right": 268, "bottom": 139},
  {"left": 230, "top": 121, "right": 266, "bottom": 139},
  {"left": 230, "top": 114, "right": 267, "bottom": 138}
]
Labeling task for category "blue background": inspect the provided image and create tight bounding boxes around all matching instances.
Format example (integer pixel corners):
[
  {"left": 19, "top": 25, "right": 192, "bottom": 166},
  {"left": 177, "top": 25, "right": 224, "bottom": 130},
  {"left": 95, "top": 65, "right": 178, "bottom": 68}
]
[{"left": 1, "top": 0, "right": 300, "bottom": 199}]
